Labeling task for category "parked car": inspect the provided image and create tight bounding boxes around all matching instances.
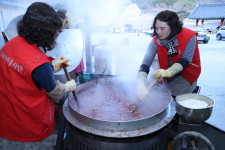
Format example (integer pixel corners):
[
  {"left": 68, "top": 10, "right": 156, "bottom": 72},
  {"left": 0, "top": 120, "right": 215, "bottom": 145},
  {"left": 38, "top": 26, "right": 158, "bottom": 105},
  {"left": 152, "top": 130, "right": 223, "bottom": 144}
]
[
  {"left": 216, "top": 26, "right": 225, "bottom": 40},
  {"left": 186, "top": 26, "right": 210, "bottom": 44},
  {"left": 142, "top": 29, "right": 153, "bottom": 36}
]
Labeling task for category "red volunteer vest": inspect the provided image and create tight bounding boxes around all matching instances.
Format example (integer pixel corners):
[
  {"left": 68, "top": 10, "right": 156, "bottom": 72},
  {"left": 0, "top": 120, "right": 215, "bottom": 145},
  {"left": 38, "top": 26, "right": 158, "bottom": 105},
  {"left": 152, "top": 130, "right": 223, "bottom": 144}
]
[
  {"left": 153, "top": 28, "right": 201, "bottom": 84},
  {"left": 0, "top": 36, "right": 55, "bottom": 142}
]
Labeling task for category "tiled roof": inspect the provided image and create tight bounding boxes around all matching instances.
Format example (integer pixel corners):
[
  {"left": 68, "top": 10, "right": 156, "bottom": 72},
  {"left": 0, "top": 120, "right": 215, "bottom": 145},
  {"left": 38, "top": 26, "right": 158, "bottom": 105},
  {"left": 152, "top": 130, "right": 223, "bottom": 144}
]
[{"left": 189, "top": 3, "right": 225, "bottom": 20}]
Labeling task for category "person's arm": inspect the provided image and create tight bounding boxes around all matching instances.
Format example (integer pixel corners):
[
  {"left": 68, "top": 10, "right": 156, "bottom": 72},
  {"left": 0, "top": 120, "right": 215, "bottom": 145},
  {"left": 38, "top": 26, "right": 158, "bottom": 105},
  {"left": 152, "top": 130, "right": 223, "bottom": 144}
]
[
  {"left": 177, "top": 34, "right": 196, "bottom": 69},
  {"left": 32, "top": 63, "right": 56, "bottom": 92},
  {"left": 139, "top": 40, "right": 157, "bottom": 74},
  {"left": 137, "top": 40, "right": 157, "bottom": 100},
  {"left": 32, "top": 63, "right": 65, "bottom": 103},
  {"left": 32, "top": 63, "right": 76, "bottom": 104}
]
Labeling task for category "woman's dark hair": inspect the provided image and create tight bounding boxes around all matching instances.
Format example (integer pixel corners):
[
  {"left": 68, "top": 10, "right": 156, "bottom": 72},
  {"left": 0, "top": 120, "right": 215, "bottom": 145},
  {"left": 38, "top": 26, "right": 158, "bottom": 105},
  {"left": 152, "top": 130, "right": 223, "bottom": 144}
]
[
  {"left": 152, "top": 10, "right": 183, "bottom": 39},
  {"left": 17, "top": 2, "right": 62, "bottom": 52}
]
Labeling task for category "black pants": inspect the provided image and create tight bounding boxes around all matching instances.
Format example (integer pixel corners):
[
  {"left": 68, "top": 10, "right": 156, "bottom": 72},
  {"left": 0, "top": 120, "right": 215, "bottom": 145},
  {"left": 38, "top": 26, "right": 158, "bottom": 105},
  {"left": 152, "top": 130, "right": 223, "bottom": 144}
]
[
  {"left": 172, "top": 86, "right": 200, "bottom": 99},
  {"left": 75, "top": 71, "right": 85, "bottom": 84}
]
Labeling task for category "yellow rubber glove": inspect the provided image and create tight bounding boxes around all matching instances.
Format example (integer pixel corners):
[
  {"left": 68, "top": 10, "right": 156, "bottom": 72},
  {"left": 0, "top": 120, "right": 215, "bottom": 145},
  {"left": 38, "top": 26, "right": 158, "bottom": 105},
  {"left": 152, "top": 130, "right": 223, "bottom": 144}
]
[
  {"left": 53, "top": 56, "right": 69, "bottom": 73},
  {"left": 64, "top": 79, "right": 76, "bottom": 93},
  {"left": 137, "top": 71, "right": 149, "bottom": 100},
  {"left": 153, "top": 63, "right": 183, "bottom": 79}
]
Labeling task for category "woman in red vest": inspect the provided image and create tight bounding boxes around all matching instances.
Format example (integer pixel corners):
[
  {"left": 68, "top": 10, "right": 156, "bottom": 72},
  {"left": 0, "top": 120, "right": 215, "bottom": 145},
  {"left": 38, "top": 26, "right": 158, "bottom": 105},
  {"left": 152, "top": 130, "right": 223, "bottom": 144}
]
[
  {"left": 0, "top": 2, "right": 76, "bottom": 149},
  {"left": 137, "top": 10, "right": 201, "bottom": 100}
]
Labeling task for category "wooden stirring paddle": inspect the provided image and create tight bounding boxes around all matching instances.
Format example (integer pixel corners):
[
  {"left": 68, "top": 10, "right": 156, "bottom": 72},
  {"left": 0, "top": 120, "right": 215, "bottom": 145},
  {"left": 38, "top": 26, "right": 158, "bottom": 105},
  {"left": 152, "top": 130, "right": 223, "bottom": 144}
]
[
  {"left": 62, "top": 64, "right": 77, "bottom": 101},
  {"left": 146, "top": 78, "right": 158, "bottom": 90}
]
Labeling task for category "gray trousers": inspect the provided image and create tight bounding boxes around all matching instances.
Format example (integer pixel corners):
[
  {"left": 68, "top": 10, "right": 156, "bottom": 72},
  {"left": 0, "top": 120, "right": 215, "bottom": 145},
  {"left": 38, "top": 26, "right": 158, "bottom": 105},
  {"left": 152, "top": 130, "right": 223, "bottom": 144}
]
[
  {"left": 0, "top": 133, "right": 57, "bottom": 150},
  {"left": 165, "top": 75, "right": 197, "bottom": 97}
]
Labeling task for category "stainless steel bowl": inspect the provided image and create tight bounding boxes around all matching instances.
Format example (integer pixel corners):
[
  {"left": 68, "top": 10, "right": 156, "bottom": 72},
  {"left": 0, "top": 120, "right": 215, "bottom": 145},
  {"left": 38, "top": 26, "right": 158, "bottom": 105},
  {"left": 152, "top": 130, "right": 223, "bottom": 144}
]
[{"left": 175, "top": 93, "right": 215, "bottom": 124}]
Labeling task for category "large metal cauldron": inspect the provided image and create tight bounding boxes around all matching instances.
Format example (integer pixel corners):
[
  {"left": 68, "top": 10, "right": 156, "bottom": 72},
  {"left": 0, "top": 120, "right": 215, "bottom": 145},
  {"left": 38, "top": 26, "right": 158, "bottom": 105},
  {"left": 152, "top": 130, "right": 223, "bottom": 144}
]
[{"left": 63, "top": 77, "right": 176, "bottom": 138}]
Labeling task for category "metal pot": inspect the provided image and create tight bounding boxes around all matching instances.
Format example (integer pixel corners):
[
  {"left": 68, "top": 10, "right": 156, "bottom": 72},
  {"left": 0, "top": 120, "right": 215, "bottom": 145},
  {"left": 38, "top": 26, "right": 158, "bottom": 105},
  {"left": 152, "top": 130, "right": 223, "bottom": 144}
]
[
  {"left": 63, "top": 77, "right": 176, "bottom": 138},
  {"left": 46, "top": 29, "right": 84, "bottom": 75},
  {"left": 175, "top": 93, "right": 214, "bottom": 124}
]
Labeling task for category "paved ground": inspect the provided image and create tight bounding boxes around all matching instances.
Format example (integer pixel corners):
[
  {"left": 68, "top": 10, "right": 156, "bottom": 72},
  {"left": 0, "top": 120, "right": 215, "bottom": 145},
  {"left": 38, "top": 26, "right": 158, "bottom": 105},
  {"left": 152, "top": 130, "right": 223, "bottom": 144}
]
[{"left": 196, "top": 34, "right": 225, "bottom": 132}]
